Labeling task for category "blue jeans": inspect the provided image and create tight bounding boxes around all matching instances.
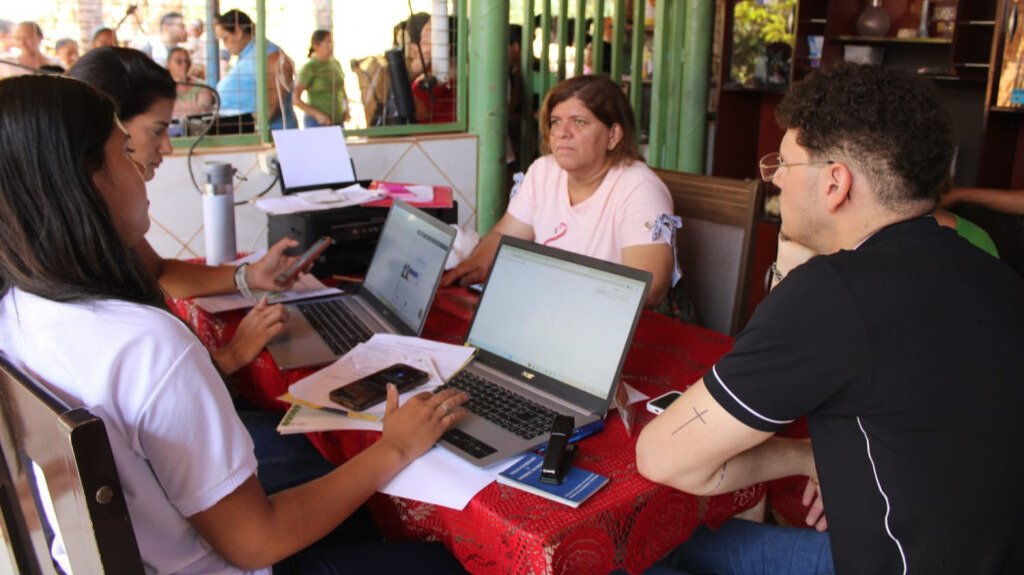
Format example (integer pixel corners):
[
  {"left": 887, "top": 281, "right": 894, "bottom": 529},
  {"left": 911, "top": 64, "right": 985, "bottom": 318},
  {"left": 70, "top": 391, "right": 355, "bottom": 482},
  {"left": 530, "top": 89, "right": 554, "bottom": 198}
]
[
  {"left": 642, "top": 519, "right": 834, "bottom": 575},
  {"left": 236, "top": 408, "right": 336, "bottom": 495},
  {"left": 239, "top": 408, "right": 469, "bottom": 573},
  {"left": 273, "top": 540, "right": 468, "bottom": 574}
]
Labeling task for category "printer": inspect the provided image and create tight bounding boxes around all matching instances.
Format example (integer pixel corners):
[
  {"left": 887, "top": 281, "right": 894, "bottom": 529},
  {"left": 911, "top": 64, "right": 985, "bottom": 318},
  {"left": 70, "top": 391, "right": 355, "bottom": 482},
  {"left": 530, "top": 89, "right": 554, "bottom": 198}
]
[
  {"left": 268, "top": 202, "right": 457, "bottom": 277},
  {"left": 266, "top": 127, "right": 458, "bottom": 276}
]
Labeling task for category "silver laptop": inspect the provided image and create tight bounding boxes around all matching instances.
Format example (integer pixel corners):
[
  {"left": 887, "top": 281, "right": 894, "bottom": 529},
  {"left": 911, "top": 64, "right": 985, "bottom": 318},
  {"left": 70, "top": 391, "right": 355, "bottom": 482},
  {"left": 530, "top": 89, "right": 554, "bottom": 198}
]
[
  {"left": 437, "top": 236, "right": 651, "bottom": 467},
  {"left": 267, "top": 200, "right": 455, "bottom": 370}
]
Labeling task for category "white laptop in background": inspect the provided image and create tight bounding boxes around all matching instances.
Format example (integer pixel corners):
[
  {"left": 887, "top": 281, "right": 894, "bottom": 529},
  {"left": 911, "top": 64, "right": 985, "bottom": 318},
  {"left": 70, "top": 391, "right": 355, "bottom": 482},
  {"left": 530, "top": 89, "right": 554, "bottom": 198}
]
[{"left": 271, "top": 125, "right": 359, "bottom": 193}]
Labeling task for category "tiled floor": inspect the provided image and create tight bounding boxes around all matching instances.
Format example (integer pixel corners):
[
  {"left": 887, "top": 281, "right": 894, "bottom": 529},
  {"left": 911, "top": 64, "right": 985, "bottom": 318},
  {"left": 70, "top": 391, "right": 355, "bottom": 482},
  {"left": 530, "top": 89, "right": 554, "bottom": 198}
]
[{"left": 145, "top": 134, "right": 478, "bottom": 259}]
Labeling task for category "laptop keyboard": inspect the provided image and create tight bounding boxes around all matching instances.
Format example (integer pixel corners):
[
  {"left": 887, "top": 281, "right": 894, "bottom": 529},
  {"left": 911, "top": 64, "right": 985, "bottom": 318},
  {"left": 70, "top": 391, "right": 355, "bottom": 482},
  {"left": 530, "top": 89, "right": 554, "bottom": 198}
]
[
  {"left": 295, "top": 299, "right": 374, "bottom": 355},
  {"left": 439, "top": 370, "right": 558, "bottom": 440}
]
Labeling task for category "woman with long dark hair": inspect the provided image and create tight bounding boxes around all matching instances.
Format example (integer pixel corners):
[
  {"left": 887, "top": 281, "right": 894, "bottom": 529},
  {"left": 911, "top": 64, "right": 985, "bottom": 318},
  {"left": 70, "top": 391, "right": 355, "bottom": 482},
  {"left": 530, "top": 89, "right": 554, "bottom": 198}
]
[
  {"left": 70, "top": 46, "right": 341, "bottom": 498},
  {"left": 0, "top": 74, "right": 468, "bottom": 575},
  {"left": 68, "top": 46, "right": 292, "bottom": 376}
]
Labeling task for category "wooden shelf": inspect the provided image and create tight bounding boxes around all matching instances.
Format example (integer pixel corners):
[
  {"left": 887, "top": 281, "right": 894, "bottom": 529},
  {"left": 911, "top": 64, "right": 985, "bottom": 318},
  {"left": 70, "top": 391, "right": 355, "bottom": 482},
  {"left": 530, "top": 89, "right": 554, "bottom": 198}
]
[
  {"left": 722, "top": 83, "right": 789, "bottom": 95},
  {"left": 990, "top": 106, "right": 1024, "bottom": 115},
  {"left": 831, "top": 35, "right": 953, "bottom": 45},
  {"left": 718, "top": 0, "right": 1009, "bottom": 187},
  {"left": 924, "top": 74, "right": 987, "bottom": 83}
]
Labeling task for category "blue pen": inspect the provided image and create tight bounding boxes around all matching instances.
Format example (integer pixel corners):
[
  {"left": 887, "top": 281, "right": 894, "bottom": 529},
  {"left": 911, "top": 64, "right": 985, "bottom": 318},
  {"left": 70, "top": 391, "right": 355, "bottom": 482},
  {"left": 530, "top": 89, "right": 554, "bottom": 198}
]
[{"left": 535, "top": 419, "right": 606, "bottom": 453}]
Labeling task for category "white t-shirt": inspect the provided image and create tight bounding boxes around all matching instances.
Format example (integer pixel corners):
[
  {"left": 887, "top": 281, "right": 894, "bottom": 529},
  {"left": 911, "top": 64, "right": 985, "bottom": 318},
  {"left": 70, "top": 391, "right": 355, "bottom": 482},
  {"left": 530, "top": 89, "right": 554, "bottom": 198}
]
[
  {"left": 0, "top": 289, "right": 265, "bottom": 575},
  {"left": 150, "top": 40, "right": 177, "bottom": 68},
  {"left": 507, "top": 155, "right": 679, "bottom": 277}
]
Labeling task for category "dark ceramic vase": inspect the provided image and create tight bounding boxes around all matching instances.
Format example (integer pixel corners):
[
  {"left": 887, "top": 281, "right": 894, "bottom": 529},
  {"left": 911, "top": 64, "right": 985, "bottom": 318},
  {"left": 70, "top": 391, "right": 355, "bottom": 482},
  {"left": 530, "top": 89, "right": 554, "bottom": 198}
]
[{"left": 857, "top": 0, "right": 891, "bottom": 37}]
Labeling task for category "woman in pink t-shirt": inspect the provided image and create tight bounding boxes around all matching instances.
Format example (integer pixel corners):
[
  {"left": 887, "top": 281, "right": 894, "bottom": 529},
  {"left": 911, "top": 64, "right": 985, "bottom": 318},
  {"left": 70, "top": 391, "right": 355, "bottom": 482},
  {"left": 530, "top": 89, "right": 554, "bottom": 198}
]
[{"left": 444, "top": 75, "right": 677, "bottom": 306}]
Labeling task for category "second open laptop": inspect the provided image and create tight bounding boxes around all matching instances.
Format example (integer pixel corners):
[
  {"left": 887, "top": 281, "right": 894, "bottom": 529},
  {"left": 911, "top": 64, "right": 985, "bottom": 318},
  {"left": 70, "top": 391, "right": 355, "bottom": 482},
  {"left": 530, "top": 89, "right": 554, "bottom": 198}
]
[
  {"left": 436, "top": 236, "right": 651, "bottom": 467},
  {"left": 267, "top": 199, "right": 456, "bottom": 370}
]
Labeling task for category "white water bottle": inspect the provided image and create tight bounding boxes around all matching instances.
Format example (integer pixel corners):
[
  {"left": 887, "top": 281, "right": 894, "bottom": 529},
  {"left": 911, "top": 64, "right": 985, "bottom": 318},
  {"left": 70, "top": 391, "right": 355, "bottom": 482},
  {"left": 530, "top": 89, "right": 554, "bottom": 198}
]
[{"left": 203, "top": 161, "right": 237, "bottom": 265}]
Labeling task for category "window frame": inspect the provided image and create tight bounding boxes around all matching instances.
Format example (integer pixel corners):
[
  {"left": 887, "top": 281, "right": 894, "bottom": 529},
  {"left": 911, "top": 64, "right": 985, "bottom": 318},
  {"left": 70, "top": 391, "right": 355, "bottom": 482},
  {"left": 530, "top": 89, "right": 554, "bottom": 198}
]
[{"left": 172, "top": 0, "right": 468, "bottom": 150}]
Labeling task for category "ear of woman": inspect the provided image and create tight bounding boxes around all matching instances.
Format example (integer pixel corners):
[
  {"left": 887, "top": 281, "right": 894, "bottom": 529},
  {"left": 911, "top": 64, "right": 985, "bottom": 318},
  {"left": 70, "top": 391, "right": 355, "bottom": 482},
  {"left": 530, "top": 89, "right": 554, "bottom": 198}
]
[{"left": 607, "top": 123, "right": 623, "bottom": 151}]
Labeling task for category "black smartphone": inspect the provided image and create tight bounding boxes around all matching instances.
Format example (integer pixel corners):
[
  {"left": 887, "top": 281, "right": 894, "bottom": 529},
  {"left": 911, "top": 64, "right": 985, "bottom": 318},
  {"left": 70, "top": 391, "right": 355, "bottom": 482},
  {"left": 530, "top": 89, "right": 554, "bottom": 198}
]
[
  {"left": 275, "top": 236, "right": 333, "bottom": 285},
  {"left": 646, "top": 390, "right": 683, "bottom": 415},
  {"left": 328, "top": 363, "right": 430, "bottom": 412}
]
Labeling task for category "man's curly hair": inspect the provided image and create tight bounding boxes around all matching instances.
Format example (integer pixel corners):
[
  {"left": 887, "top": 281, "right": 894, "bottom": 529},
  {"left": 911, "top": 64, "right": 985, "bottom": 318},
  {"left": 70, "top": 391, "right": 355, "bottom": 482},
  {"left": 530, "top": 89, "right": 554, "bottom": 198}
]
[{"left": 776, "top": 62, "right": 953, "bottom": 210}]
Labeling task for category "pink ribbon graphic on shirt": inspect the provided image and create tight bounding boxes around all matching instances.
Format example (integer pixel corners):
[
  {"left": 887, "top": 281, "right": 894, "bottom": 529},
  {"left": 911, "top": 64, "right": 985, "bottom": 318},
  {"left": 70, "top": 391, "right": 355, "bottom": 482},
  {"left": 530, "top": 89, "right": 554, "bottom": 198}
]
[{"left": 542, "top": 222, "right": 568, "bottom": 245}]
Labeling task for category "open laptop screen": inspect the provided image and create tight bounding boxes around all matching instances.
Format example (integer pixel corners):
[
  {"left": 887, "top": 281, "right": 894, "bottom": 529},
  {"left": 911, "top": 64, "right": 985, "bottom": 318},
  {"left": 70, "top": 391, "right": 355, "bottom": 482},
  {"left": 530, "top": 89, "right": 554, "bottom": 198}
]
[
  {"left": 271, "top": 125, "right": 355, "bottom": 192},
  {"left": 467, "top": 241, "right": 649, "bottom": 400},
  {"left": 362, "top": 201, "right": 454, "bottom": 332}
]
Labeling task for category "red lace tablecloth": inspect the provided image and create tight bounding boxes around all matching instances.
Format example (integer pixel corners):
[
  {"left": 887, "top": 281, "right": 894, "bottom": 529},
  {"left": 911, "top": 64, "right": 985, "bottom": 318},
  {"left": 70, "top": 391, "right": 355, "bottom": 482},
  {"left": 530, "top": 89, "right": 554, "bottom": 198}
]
[{"left": 169, "top": 288, "right": 766, "bottom": 574}]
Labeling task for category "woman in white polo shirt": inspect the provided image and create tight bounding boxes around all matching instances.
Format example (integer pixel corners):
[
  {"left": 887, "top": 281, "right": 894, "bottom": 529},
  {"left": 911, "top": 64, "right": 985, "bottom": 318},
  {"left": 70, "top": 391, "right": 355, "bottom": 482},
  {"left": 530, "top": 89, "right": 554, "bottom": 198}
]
[{"left": 0, "top": 74, "right": 469, "bottom": 575}]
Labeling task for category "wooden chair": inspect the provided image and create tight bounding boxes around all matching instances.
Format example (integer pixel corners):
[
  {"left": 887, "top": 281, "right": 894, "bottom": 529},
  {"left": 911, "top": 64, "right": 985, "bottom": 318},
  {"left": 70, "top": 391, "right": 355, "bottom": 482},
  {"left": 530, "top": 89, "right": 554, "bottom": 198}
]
[
  {"left": 0, "top": 352, "right": 143, "bottom": 574},
  {"left": 653, "top": 168, "right": 765, "bottom": 335}
]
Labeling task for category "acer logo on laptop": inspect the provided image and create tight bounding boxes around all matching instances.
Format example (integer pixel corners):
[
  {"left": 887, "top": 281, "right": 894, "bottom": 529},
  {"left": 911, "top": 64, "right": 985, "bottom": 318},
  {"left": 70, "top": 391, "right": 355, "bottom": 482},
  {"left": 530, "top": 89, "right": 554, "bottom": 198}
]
[{"left": 521, "top": 371, "right": 536, "bottom": 380}]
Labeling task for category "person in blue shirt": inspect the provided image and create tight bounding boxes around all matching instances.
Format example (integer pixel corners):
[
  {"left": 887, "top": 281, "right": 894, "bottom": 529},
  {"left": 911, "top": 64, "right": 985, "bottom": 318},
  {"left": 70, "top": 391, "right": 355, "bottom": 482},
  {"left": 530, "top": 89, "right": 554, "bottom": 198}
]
[{"left": 215, "top": 9, "right": 298, "bottom": 130}]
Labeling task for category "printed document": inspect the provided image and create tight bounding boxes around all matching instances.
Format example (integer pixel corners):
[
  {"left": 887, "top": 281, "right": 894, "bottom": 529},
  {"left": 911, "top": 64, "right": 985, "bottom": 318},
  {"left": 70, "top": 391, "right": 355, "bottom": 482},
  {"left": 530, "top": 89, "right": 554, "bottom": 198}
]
[{"left": 288, "top": 334, "right": 476, "bottom": 419}]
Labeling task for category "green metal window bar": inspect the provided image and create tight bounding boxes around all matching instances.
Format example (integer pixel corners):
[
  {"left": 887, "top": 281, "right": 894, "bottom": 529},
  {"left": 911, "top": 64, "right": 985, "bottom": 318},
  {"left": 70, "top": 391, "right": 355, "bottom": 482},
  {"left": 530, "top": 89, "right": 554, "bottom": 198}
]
[{"left": 174, "top": 0, "right": 469, "bottom": 149}]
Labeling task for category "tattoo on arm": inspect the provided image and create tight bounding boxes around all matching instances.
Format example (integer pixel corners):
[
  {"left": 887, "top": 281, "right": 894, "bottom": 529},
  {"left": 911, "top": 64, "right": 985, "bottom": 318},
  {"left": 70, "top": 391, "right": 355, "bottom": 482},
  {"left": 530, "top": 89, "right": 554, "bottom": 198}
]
[{"left": 671, "top": 406, "right": 708, "bottom": 435}]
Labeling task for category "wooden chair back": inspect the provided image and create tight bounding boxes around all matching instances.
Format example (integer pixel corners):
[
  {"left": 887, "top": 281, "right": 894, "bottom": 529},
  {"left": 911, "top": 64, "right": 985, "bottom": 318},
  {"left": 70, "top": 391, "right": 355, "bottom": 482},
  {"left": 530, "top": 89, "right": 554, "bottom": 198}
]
[
  {"left": 0, "top": 352, "right": 143, "bottom": 574},
  {"left": 653, "top": 168, "right": 765, "bottom": 335}
]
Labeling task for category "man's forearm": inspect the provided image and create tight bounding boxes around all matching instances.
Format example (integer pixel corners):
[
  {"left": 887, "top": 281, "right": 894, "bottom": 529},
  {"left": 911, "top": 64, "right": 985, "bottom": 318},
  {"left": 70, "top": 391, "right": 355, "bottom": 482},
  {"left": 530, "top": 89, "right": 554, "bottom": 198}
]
[
  {"left": 945, "top": 187, "right": 1024, "bottom": 216},
  {"left": 701, "top": 436, "right": 814, "bottom": 495},
  {"left": 637, "top": 379, "right": 815, "bottom": 496}
]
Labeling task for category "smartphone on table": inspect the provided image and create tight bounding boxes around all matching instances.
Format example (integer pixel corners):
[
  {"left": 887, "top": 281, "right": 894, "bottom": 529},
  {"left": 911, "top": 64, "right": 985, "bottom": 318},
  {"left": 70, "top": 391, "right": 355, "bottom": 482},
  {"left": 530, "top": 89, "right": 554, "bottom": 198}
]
[
  {"left": 275, "top": 236, "right": 334, "bottom": 285},
  {"left": 328, "top": 363, "right": 431, "bottom": 412},
  {"left": 646, "top": 390, "right": 683, "bottom": 415}
]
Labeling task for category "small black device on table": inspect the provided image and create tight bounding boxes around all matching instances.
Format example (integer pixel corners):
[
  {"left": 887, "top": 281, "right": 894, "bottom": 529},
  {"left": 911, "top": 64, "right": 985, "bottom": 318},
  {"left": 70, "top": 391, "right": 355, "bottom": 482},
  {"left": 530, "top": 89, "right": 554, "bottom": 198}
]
[{"left": 540, "top": 415, "right": 576, "bottom": 485}]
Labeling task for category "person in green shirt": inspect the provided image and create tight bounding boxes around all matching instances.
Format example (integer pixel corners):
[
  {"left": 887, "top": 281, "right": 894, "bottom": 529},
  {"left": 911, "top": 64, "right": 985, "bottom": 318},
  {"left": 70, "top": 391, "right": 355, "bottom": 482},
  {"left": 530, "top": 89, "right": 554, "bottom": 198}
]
[
  {"left": 933, "top": 180, "right": 1001, "bottom": 258},
  {"left": 294, "top": 29, "right": 349, "bottom": 127},
  {"left": 934, "top": 208, "right": 1000, "bottom": 258}
]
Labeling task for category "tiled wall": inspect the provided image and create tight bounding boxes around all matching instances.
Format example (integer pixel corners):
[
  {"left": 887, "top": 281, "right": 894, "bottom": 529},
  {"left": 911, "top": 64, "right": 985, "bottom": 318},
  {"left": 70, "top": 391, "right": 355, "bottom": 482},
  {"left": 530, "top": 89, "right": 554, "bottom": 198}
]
[{"left": 146, "top": 133, "right": 478, "bottom": 259}]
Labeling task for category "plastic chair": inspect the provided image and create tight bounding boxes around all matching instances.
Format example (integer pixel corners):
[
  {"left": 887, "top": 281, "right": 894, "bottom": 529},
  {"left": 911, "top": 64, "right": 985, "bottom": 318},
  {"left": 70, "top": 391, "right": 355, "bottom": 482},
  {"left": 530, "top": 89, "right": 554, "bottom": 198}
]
[
  {"left": 653, "top": 169, "right": 765, "bottom": 335},
  {"left": 0, "top": 352, "right": 143, "bottom": 574}
]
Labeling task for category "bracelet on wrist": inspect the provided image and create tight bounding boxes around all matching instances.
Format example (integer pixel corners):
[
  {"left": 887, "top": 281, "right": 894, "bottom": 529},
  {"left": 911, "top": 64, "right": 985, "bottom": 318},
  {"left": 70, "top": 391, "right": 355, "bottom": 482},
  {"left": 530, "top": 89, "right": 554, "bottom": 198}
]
[{"left": 234, "top": 263, "right": 255, "bottom": 300}]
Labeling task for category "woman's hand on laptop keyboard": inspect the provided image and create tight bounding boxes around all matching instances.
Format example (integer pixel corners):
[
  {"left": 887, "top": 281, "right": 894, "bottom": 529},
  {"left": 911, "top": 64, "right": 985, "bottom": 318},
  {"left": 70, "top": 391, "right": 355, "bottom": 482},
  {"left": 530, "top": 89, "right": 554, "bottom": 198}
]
[
  {"left": 380, "top": 386, "right": 469, "bottom": 463},
  {"left": 211, "top": 297, "right": 289, "bottom": 374}
]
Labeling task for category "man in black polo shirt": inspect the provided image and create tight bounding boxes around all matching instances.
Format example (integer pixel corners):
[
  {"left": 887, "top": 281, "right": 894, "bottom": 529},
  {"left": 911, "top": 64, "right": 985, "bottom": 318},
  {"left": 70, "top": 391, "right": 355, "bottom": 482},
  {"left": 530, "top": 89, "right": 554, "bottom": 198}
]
[{"left": 637, "top": 62, "right": 1024, "bottom": 574}]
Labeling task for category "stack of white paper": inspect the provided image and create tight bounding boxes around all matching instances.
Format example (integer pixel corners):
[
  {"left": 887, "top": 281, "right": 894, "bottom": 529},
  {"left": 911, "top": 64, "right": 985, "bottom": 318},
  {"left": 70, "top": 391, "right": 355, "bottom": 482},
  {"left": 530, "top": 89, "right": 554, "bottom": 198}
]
[
  {"left": 286, "top": 334, "right": 476, "bottom": 429},
  {"left": 279, "top": 334, "right": 513, "bottom": 510},
  {"left": 276, "top": 402, "right": 381, "bottom": 434},
  {"left": 254, "top": 184, "right": 382, "bottom": 215}
]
